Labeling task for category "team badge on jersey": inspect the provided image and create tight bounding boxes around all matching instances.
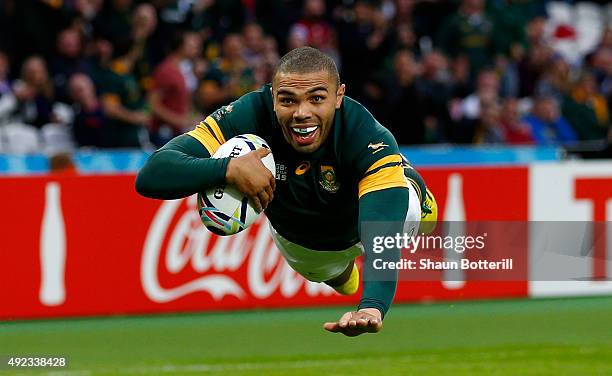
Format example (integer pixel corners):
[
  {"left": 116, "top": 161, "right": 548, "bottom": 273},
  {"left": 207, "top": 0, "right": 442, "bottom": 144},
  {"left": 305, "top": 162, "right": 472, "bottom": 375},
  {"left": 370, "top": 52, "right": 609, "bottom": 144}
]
[{"left": 319, "top": 165, "right": 340, "bottom": 193}]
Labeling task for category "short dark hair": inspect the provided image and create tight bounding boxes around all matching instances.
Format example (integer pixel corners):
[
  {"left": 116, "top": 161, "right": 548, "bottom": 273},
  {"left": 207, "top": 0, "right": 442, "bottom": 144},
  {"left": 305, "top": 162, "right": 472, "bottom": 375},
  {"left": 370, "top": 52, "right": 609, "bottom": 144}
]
[
  {"left": 273, "top": 47, "right": 340, "bottom": 87},
  {"left": 169, "top": 30, "right": 188, "bottom": 54}
]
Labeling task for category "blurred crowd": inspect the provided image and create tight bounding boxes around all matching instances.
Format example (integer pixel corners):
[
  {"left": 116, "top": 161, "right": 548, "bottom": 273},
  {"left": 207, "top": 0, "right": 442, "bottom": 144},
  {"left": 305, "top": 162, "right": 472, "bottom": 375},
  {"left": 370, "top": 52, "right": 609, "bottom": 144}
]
[{"left": 0, "top": 0, "right": 611, "bottom": 154}]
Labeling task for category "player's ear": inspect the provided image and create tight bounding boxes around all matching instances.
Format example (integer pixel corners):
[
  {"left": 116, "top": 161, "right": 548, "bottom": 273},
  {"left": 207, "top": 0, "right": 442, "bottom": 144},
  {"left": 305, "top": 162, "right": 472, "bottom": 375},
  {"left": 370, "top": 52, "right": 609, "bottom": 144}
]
[{"left": 335, "top": 83, "right": 345, "bottom": 109}]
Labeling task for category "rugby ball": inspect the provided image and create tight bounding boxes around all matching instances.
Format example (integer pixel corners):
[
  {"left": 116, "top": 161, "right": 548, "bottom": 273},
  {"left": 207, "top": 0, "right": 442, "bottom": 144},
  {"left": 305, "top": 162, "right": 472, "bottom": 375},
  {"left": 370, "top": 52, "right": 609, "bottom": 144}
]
[{"left": 197, "top": 134, "right": 275, "bottom": 236}]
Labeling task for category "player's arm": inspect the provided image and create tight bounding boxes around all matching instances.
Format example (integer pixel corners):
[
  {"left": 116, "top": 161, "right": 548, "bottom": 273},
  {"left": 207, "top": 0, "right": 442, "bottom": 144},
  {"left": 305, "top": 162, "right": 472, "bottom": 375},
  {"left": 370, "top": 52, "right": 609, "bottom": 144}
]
[
  {"left": 135, "top": 133, "right": 230, "bottom": 199},
  {"left": 324, "top": 155, "right": 408, "bottom": 336},
  {"left": 357, "top": 185, "right": 408, "bottom": 317},
  {"left": 351, "top": 156, "right": 409, "bottom": 332},
  {"left": 135, "top": 90, "right": 275, "bottom": 209}
]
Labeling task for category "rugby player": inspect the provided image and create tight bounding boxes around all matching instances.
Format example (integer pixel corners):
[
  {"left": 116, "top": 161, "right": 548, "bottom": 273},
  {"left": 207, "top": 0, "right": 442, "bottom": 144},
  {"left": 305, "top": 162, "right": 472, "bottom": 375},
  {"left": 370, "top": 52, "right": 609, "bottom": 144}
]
[{"left": 136, "top": 47, "right": 437, "bottom": 337}]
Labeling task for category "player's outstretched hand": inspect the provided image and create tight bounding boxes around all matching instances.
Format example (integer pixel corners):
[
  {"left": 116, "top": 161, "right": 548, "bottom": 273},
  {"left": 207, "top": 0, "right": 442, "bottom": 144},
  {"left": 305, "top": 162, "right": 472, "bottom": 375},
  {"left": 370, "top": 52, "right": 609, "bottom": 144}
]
[
  {"left": 226, "top": 148, "right": 276, "bottom": 212},
  {"left": 323, "top": 308, "right": 382, "bottom": 337}
]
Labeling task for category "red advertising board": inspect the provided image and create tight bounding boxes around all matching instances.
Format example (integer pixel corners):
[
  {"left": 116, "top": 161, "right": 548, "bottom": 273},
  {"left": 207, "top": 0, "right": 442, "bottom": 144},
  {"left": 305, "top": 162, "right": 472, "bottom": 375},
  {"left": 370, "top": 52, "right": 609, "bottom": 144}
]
[{"left": 0, "top": 167, "right": 528, "bottom": 320}]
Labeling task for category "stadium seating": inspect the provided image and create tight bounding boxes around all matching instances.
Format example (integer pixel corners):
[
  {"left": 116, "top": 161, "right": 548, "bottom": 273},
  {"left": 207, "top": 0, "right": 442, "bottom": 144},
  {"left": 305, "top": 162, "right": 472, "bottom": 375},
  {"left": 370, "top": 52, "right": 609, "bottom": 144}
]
[{"left": 2, "top": 123, "right": 41, "bottom": 154}]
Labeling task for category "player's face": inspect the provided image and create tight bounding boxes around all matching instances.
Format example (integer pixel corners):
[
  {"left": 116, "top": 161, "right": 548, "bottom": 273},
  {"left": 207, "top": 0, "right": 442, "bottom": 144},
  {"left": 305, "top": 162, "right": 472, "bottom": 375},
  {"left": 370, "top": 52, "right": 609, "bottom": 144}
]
[{"left": 273, "top": 71, "right": 345, "bottom": 153}]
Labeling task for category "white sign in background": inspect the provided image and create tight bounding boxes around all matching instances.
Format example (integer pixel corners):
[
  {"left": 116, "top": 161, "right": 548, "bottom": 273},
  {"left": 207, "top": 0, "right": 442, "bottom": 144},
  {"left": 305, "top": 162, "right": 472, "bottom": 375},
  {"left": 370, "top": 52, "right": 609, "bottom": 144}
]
[{"left": 529, "top": 161, "right": 612, "bottom": 297}]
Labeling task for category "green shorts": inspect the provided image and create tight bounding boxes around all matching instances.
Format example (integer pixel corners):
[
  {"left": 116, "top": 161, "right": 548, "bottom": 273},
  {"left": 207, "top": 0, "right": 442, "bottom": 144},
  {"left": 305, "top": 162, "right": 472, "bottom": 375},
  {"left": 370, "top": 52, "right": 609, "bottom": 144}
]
[{"left": 270, "top": 183, "right": 421, "bottom": 283}]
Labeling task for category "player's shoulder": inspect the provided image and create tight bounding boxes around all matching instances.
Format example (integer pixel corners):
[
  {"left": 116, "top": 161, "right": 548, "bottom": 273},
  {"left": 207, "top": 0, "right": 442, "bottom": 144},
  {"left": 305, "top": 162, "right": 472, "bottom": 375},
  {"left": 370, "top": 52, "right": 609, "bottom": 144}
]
[
  {"left": 338, "top": 96, "right": 397, "bottom": 150},
  {"left": 209, "top": 84, "right": 274, "bottom": 126}
]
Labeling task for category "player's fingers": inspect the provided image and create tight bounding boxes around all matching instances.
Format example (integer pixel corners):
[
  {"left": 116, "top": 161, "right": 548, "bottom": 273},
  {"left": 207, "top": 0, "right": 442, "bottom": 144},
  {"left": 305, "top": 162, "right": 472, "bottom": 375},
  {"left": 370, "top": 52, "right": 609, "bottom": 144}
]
[
  {"left": 366, "top": 319, "right": 382, "bottom": 333},
  {"left": 251, "top": 196, "right": 262, "bottom": 212},
  {"left": 256, "top": 148, "right": 271, "bottom": 159},
  {"left": 348, "top": 319, "right": 358, "bottom": 328},
  {"left": 269, "top": 173, "right": 276, "bottom": 191},
  {"left": 265, "top": 185, "right": 274, "bottom": 203},
  {"left": 258, "top": 190, "right": 270, "bottom": 210},
  {"left": 323, "top": 322, "right": 341, "bottom": 332},
  {"left": 338, "top": 312, "right": 352, "bottom": 328}
]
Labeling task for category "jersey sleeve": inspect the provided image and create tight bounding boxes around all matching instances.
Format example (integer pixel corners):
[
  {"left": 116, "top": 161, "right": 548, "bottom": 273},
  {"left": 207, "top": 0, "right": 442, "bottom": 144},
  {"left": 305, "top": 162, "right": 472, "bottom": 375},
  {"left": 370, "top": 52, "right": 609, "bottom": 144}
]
[
  {"left": 135, "top": 134, "right": 230, "bottom": 200},
  {"left": 187, "top": 88, "right": 269, "bottom": 154},
  {"left": 357, "top": 187, "right": 408, "bottom": 318},
  {"left": 342, "top": 101, "right": 408, "bottom": 198}
]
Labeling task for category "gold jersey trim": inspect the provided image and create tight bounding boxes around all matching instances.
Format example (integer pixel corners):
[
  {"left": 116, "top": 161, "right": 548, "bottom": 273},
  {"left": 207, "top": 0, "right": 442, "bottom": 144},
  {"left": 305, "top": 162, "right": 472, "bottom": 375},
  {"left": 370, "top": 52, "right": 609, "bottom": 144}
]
[
  {"left": 187, "top": 116, "right": 226, "bottom": 155},
  {"left": 359, "top": 155, "right": 408, "bottom": 198}
]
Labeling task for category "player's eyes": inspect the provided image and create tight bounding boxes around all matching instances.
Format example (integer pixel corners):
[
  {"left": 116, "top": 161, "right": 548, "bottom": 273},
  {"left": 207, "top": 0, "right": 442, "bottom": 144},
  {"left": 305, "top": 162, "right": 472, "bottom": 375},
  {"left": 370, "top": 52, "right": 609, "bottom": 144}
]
[
  {"left": 279, "top": 98, "right": 295, "bottom": 105},
  {"left": 311, "top": 95, "right": 324, "bottom": 102}
]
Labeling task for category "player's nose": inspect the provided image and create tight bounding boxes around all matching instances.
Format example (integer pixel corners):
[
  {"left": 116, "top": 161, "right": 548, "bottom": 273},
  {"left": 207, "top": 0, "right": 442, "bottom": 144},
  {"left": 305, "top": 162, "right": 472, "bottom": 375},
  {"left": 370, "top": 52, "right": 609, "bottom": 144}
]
[{"left": 293, "top": 103, "right": 312, "bottom": 120}]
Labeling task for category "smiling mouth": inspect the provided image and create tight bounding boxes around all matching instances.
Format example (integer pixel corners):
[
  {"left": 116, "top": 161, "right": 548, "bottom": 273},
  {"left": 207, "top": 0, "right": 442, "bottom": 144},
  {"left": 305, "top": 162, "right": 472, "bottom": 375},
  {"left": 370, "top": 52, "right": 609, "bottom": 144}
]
[{"left": 290, "top": 126, "right": 320, "bottom": 146}]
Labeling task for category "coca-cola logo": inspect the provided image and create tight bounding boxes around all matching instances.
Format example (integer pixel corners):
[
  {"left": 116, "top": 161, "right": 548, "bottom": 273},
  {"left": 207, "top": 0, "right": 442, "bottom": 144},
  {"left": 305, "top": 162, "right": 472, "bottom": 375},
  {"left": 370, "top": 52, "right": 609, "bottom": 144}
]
[{"left": 141, "top": 195, "right": 334, "bottom": 303}]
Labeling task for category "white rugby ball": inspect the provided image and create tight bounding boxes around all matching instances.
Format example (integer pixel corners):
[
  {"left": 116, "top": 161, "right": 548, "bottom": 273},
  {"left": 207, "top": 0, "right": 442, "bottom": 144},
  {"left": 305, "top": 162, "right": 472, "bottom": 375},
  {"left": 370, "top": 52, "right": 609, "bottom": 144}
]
[{"left": 197, "top": 134, "right": 275, "bottom": 235}]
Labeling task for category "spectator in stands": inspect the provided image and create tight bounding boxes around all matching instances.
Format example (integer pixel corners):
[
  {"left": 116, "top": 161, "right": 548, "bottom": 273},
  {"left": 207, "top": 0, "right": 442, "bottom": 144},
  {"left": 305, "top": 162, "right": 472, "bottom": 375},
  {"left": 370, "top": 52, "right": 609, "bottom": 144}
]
[
  {"left": 389, "top": 22, "right": 418, "bottom": 58},
  {"left": 523, "top": 96, "right": 577, "bottom": 145},
  {"left": 49, "top": 152, "right": 78, "bottom": 175},
  {"left": 448, "top": 55, "right": 472, "bottom": 99},
  {"left": 289, "top": 0, "right": 338, "bottom": 61},
  {"left": 337, "top": 0, "right": 391, "bottom": 102},
  {"left": 287, "top": 22, "right": 308, "bottom": 51},
  {"left": 69, "top": 72, "right": 109, "bottom": 148},
  {"left": 98, "top": 37, "right": 149, "bottom": 148},
  {"left": 597, "top": 27, "right": 612, "bottom": 51},
  {"left": 393, "top": 0, "right": 416, "bottom": 26},
  {"left": 459, "top": 68, "right": 500, "bottom": 121},
  {"left": 71, "top": 0, "right": 103, "bottom": 41},
  {"left": 251, "top": 35, "right": 279, "bottom": 88},
  {"left": 49, "top": 28, "right": 88, "bottom": 104},
  {"left": 131, "top": 3, "right": 157, "bottom": 93},
  {"left": 486, "top": 0, "right": 541, "bottom": 60},
  {"left": 242, "top": 22, "right": 267, "bottom": 70},
  {"left": 93, "top": 0, "right": 134, "bottom": 45},
  {"left": 0, "top": 51, "right": 16, "bottom": 126},
  {"left": 589, "top": 47, "right": 612, "bottom": 99},
  {"left": 86, "top": 34, "right": 114, "bottom": 89},
  {"left": 12, "top": 55, "right": 57, "bottom": 128},
  {"left": 415, "top": 50, "right": 451, "bottom": 142},
  {"left": 386, "top": 49, "right": 426, "bottom": 145},
  {"left": 148, "top": 31, "right": 201, "bottom": 148},
  {"left": 524, "top": 16, "right": 547, "bottom": 50},
  {"left": 499, "top": 97, "right": 534, "bottom": 144},
  {"left": 535, "top": 55, "right": 571, "bottom": 100},
  {"left": 571, "top": 71, "right": 610, "bottom": 139},
  {"left": 536, "top": 57, "right": 604, "bottom": 142},
  {"left": 202, "top": 33, "right": 257, "bottom": 102},
  {"left": 518, "top": 42, "right": 554, "bottom": 97},
  {"left": 436, "top": 0, "right": 498, "bottom": 80},
  {"left": 473, "top": 100, "right": 504, "bottom": 144}
]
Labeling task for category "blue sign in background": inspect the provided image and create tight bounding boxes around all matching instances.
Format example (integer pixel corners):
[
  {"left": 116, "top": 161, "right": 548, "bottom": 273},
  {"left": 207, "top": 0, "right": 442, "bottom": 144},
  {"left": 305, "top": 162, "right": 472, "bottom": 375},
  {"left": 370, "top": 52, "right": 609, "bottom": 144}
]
[{"left": 0, "top": 146, "right": 563, "bottom": 175}]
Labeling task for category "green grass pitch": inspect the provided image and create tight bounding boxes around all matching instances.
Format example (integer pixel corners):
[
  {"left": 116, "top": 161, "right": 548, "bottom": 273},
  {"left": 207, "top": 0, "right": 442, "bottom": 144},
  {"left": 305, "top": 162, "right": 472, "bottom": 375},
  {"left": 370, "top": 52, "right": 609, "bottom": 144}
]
[{"left": 2, "top": 296, "right": 612, "bottom": 375}]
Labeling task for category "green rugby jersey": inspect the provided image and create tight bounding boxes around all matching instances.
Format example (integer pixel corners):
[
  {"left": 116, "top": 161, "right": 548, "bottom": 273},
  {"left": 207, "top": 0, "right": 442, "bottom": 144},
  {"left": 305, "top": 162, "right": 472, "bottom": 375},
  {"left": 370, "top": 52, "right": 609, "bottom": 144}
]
[
  {"left": 187, "top": 84, "right": 408, "bottom": 251},
  {"left": 137, "top": 84, "right": 414, "bottom": 317}
]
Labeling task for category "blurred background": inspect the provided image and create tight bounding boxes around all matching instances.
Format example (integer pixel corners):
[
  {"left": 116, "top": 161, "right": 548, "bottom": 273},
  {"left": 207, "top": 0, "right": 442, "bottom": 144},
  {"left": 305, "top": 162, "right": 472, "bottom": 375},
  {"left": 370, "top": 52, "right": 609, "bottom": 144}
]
[{"left": 0, "top": 0, "right": 611, "bottom": 157}]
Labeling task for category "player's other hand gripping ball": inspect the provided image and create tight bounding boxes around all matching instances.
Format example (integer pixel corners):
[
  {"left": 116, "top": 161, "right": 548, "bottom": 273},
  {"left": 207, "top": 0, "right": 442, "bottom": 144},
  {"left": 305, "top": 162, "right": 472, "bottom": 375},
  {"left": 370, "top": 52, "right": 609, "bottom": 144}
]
[{"left": 419, "top": 188, "right": 437, "bottom": 235}]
